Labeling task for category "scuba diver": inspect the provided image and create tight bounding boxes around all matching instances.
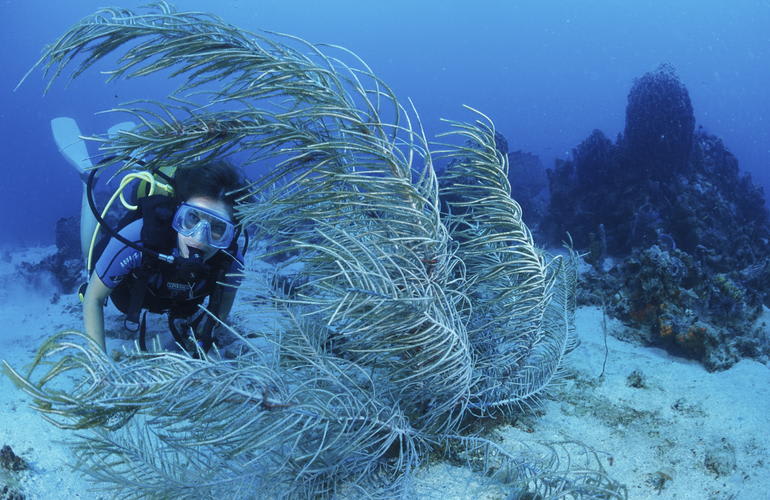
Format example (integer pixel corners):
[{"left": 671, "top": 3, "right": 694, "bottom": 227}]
[{"left": 52, "top": 116, "right": 249, "bottom": 355}]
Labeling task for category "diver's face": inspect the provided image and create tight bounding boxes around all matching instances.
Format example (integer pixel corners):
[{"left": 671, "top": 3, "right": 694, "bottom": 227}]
[{"left": 176, "top": 196, "right": 233, "bottom": 260}]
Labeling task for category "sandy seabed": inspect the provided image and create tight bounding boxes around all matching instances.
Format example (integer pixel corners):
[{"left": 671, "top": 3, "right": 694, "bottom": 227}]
[{"left": 1, "top": 246, "right": 768, "bottom": 499}]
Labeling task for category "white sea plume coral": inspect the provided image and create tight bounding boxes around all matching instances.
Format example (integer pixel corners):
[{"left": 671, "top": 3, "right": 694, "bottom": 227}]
[
  {"left": 6, "top": 2, "right": 625, "bottom": 498},
  {"left": 437, "top": 112, "right": 578, "bottom": 415},
  {"left": 5, "top": 330, "right": 420, "bottom": 499}
]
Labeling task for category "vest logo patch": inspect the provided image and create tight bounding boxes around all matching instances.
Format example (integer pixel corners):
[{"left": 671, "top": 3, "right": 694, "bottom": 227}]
[
  {"left": 120, "top": 253, "right": 141, "bottom": 269},
  {"left": 166, "top": 282, "right": 193, "bottom": 292}
]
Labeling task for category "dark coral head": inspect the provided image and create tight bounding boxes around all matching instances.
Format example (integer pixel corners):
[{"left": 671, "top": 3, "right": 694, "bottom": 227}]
[{"left": 624, "top": 63, "right": 695, "bottom": 179}]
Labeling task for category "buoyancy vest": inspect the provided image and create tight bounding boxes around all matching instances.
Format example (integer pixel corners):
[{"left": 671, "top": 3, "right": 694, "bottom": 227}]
[{"left": 94, "top": 194, "right": 238, "bottom": 352}]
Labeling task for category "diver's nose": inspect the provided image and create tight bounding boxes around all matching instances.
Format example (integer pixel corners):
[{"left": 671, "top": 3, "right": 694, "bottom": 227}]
[{"left": 189, "top": 221, "right": 211, "bottom": 244}]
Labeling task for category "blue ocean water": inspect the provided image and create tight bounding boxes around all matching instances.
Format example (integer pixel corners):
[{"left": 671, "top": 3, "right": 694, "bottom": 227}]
[{"left": 2, "top": 0, "right": 769, "bottom": 245}]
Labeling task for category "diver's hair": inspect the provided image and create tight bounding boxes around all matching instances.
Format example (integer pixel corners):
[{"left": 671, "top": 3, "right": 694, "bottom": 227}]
[{"left": 174, "top": 161, "right": 249, "bottom": 220}]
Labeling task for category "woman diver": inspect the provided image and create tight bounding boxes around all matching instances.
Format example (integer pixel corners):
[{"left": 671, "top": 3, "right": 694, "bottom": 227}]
[{"left": 54, "top": 117, "right": 249, "bottom": 355}]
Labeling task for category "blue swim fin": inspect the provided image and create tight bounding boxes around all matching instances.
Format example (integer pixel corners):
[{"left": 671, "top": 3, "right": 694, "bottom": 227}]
[
  {"left": 51, "top": 116, "right": 92, "bottom": 181},
  {"left": 51, "top": 117, "right": 137, "bottom": 264}
]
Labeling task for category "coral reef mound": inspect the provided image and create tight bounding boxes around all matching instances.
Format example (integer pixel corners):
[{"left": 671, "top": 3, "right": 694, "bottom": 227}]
[{"left": 545, "top": 64, "right": 770, "bottom": 371}]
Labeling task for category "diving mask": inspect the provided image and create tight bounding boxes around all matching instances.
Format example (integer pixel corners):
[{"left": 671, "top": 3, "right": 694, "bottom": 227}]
[{"left": 172, "top": 202, "right": 236, "bottom": 249}]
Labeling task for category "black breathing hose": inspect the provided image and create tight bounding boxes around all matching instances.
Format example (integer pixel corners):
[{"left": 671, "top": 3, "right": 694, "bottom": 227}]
[{"left": 85, "top": 168, "right": 174, "bottom": 268}]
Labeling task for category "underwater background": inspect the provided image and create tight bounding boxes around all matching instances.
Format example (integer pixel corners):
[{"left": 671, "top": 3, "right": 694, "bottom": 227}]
[
  {"left": 0, "top": 1, "right": 769, "bottom": 498},
  {"left": 2, "top": 0, "right": 770, "bottom": 245}
]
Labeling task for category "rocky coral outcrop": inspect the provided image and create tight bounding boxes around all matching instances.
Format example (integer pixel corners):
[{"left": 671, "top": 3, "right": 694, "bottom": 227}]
[
  {"left": 0, "top": 447, "right": 26, "bottom": 474},
  {"left": 17, "top": 217, "right": 83, "bottom": 294},
  {"left": 508, "top": 149, "right": 548, "bottom": 230},
  {"left": 578, "top": 245, "right": 769, "bottom": 370},
  {"left": 544, "top": 64, "right": 770, "bottom": 370}
]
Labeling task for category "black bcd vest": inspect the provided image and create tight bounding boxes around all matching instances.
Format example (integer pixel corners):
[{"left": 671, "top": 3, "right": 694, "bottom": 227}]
[{"left": 94, "top": 195, "right": 237, "bottom": 351}]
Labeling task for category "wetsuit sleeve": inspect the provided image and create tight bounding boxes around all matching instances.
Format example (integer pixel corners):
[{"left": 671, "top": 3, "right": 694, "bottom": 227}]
[{"left": 93, "top": 220, "right": 144, "bottom": 289}]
